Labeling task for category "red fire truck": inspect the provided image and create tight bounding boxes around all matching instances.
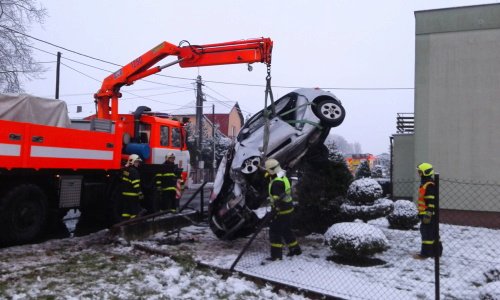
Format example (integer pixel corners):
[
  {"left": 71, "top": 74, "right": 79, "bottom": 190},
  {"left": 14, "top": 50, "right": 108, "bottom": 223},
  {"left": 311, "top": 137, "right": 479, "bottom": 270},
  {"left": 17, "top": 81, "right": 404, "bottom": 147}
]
[{"left": 0, "top": 38, "right": 273, "bottom": 245}]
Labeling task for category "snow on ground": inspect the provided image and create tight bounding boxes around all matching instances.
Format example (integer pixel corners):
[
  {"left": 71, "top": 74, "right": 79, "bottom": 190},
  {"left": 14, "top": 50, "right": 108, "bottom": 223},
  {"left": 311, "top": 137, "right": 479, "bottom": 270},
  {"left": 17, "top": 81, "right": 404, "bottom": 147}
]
[
  {"left": 0, "top": 230, "right": 307, "bottom": 299},
  {"left": 1, "top": 216, "right": 500, "bottom": 299}
]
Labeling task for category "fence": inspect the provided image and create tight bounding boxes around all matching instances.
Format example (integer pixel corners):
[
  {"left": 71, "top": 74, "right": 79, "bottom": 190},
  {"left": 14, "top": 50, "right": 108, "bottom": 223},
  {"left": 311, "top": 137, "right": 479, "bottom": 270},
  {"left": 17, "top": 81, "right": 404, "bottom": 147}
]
[
  {"left": 227, "top": 175, "right": 500, "bottom": 300},
  {"left": 190, "top": 167, "right": 216, "bottom": 184}
]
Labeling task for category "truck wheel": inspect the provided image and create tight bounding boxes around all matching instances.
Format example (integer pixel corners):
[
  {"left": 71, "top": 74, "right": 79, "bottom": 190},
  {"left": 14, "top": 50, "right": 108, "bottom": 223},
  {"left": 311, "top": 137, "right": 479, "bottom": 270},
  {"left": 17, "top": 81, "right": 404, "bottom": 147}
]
[
  {"left": 313, "top": 98, "right": 346, "bottom": 127},
  {"left": 0, "top": 184, "right": 48, "bottom": 245}
]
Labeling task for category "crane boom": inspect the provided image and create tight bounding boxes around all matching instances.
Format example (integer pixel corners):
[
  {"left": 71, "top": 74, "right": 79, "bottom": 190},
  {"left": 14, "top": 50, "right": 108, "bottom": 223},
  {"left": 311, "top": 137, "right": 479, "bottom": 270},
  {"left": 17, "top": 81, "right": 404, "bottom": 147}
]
[{"left": 95, "top": 38, "right": 273, "bottom": 120}]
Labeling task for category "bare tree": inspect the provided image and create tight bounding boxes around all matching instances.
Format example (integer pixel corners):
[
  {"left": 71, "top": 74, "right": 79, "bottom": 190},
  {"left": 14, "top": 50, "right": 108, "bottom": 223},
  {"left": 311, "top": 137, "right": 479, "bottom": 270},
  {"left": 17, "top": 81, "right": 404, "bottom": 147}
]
[{"left": 0, "top": 0, "right": 46, "bottom": 92}]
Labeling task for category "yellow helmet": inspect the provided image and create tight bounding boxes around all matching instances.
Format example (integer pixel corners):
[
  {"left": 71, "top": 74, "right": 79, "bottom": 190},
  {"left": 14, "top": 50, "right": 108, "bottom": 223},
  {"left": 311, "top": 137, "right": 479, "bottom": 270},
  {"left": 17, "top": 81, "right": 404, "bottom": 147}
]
[
  {"left": 417, "top": 162, "right": 434, "bottom": 177},
  {"left": 265, "top": 158, "right": 282, "bottom": 175}
]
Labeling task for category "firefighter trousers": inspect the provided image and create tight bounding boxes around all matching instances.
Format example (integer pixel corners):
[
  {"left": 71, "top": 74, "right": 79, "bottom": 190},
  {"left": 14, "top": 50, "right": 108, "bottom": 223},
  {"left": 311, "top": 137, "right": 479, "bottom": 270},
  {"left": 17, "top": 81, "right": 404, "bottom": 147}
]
[
  {"left": 269, "top": 213, "right": 299, "bottom": 259},
  {"left": 420, "top": 218, "right": 443, "bottom": 257}
]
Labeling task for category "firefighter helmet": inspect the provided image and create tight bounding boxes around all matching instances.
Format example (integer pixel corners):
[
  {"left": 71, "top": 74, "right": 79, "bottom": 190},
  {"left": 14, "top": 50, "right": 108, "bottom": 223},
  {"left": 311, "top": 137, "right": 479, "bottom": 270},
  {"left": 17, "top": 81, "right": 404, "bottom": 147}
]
[
  {"left": 417, "top": 162, "right": 434, "bottom": 177},
  {"left": 265, "top": 158, "right": 282, "bottom": 175},
  {"left": 166, "top": 152, "right": 176, "bottom": 159},
  {"left": 128, "top": 154, "right": 142, "bottom": 165}
]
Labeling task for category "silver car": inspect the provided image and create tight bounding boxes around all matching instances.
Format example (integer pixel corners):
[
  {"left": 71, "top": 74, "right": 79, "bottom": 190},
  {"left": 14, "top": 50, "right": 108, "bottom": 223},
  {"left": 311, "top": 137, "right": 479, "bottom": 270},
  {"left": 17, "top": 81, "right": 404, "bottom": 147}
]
[{"left": 209, "top": 88, "right": 346, "bottom": 240}]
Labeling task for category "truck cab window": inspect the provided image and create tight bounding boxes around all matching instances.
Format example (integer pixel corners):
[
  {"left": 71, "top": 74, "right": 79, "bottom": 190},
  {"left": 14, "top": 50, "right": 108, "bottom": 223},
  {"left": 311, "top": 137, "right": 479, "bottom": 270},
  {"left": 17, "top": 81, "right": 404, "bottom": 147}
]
[
  {"left": 139, "top": 123, "right": 151, "bottom": 143},
  {"left": 172, "top": 127, "right": 181, "bottom": 148},
  {"left": 160, "top": 126, "right": 169, "bottom": 146}
]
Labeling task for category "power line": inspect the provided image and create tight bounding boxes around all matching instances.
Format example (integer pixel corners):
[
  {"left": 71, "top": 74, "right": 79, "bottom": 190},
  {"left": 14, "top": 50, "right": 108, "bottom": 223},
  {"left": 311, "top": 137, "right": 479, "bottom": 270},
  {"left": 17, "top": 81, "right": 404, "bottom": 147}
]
[{"left": 15, "top": 27, "right": 416, "bottom": 91}]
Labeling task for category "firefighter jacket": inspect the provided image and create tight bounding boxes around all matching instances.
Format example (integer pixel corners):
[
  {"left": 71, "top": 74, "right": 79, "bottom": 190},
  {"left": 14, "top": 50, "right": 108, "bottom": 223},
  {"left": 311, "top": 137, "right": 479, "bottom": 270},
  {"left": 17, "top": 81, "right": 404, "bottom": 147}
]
[
  {"left": 268, "top": 175, "right": 294, "bottom": 215},
  {"left": 418, "top": 178, "right": 436, "bottom": 217},
  {"left": 155, "top": 161, "right": 180, "bottom": 192},
  {"left": 121, "top": 165, "right": 142, "bottom": 198}
]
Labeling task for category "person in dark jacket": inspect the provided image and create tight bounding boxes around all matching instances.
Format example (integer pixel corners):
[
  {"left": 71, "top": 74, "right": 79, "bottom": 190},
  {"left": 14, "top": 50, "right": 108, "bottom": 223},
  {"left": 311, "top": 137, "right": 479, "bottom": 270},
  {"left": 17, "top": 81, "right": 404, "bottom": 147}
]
[
  {"left": 414, "top": 162, "right": 443, "bottom": 259},
  {"left": 120, "top": 154, "right": 144, "bottom": 220},
  {"left": 265, "top": 158, "right": 302, "bottom": 261},
  {"left": 155, "top": 152, "right": 181, "bottom": 212}
]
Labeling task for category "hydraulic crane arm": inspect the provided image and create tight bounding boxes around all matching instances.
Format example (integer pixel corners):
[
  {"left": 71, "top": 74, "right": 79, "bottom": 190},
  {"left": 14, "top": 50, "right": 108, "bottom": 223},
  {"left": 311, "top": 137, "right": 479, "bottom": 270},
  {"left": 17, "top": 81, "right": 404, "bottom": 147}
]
[{"left": 95, "top": 38, "right": 273, "bottom": 120}]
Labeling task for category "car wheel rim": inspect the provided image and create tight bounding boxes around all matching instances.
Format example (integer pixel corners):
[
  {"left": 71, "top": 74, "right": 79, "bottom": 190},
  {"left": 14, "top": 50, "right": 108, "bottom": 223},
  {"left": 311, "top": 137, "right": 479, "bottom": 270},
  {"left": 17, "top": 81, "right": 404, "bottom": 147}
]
[
  {"left": 321, "top": 103, "right": 342, "bottom": 120},
  {"left": 241, "top": 157, "right": 260, "bottom": 174}
]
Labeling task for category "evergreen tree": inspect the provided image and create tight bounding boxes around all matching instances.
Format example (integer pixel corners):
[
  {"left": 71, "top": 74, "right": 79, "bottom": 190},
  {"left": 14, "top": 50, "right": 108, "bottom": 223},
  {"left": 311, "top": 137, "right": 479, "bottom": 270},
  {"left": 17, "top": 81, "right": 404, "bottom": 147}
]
[
  {"left": 355, "top": 160, "right": 371, "bottom": 179},
  {"left": 293, "top": 143, "right": 353, "bottom": 234}
]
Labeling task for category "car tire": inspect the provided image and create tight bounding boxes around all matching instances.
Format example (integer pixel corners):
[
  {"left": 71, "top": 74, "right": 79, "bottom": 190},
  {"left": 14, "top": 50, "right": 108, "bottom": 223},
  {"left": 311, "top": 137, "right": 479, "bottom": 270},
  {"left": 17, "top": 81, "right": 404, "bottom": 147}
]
[
  {"left": 0, "top": 184, "right": 48, "bottom": 245},
  {"left": 313, "top": 99, "right": 346, "bottom": 127}
]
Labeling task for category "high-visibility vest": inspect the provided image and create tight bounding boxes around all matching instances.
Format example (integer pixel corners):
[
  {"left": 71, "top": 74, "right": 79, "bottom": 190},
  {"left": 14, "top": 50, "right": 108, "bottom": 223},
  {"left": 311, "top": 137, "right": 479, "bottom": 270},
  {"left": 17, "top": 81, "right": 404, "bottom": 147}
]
[
  {"left": 268, "top": 176, "right": 294, "bottom": 215},
  {"left": 418, "top": 181, "right": 435, "bottom": 215}
]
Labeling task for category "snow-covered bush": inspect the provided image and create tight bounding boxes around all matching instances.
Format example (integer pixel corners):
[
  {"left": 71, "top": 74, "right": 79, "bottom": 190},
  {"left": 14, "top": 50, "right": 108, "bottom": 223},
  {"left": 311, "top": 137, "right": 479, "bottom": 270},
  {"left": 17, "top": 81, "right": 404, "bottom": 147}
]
[
  {"left": 347, "top": 178, "right": 383, "bottom": 205},
  {"left": 355, "top": 160, "right": 371, "bottom": 179},
  {"left": 387, "top": 200, "right": 419, "bottom": 230},
  {"left": 479, "top": 281, "right": 500, "bottom": 300},
  {"left": 340, "top": 198, "right": 393, "bottom": 222},
  {"left": 324, "top": 222, "right": 389, "bottom": 258}
]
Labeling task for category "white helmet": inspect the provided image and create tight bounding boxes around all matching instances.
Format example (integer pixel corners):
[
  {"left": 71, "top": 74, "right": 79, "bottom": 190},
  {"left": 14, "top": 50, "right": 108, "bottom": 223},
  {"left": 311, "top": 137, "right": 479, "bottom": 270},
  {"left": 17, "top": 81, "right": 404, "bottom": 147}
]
[
  {"left": 166, "top": 152, "right": 176, "bottom": 159},
  {"left": 265, "top": 158, "right": 282, "bottom": 175},
  {"left": 128, "top": 154, "right": 142, "bottom": 165}
]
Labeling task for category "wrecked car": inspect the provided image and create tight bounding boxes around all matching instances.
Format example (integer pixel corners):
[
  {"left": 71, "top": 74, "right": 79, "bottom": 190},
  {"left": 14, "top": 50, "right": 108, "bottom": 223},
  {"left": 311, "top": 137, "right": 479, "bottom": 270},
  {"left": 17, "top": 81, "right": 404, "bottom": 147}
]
[{"left": 208, "top": 88, "right": 346, "bottom": 240}]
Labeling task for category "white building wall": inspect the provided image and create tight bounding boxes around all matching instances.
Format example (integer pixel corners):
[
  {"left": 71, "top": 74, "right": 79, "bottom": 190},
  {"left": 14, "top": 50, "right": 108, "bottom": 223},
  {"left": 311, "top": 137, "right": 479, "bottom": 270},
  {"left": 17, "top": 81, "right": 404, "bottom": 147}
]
[
  {"left": 392, "top": 134, "right": 415, "bottom": 199},
  {"left": 415, "top": 4, "right": 500, "bottom": 211}
]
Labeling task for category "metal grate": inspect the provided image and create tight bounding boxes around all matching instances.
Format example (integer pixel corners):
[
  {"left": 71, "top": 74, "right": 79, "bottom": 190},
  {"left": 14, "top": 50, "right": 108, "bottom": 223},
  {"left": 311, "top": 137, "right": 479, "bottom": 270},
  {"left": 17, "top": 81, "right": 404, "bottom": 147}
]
[{"left": 59, "top": 176, "right": 83, "bottom": 208}]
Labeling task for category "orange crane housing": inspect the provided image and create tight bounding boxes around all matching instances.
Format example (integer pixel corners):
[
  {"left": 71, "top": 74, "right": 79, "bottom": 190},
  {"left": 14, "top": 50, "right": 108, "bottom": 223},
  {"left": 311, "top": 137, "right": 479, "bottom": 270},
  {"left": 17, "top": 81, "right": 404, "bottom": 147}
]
[{"left": 0, "top": 38, "right": 273, "bottom": 245}]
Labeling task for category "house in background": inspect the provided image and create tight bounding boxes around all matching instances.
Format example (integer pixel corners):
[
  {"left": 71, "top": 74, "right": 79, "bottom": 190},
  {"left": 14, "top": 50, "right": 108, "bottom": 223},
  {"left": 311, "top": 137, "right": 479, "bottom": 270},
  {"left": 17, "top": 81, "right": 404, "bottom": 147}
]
[
  {"left": 392, "top": 3, "right": 500, "bottom": 228},
  {"left": 171, "top": 101, "right": 244, "bottom": 139},
  {"left": 345, "top": 153, "right": 375, "bottom": 174}
]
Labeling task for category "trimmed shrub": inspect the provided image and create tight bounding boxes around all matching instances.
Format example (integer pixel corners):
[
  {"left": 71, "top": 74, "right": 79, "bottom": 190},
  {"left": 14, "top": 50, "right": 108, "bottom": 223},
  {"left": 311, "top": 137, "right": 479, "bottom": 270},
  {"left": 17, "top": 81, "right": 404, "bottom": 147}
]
[
  {"left": 347, "top": 178, "right": 383, "bottom": 205},
  {"left": 387, "top": 200, "right": 419, "bottom": 230},
  {"left": 324, "top": 222, "right": 389, "bottom": 258},
  {"left": 340, "top": 198, "right": 394, "bottom": 222}
]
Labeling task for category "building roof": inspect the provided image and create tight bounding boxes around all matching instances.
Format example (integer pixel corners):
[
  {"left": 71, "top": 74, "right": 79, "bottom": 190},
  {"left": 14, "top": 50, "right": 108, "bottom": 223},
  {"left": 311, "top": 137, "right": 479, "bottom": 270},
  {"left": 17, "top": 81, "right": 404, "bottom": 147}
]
[{"left": 168, "top": 100, "right": 237, "bottom": 116}]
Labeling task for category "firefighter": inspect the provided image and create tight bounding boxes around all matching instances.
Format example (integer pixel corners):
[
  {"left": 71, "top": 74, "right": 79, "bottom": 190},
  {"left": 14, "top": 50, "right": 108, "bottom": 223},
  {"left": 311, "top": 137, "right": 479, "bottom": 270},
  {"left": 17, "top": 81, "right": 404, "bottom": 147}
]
[
  {"left": 120, "top": 154, "right": 144, "bottom": 220},
  {"left": 414, "top": 162, "right": 443, "bottom": 259},
  {"left": 156, "top": 152, "right": 181, "bottom": 212},
  {"left": 265, "top": 158, "right": 302, "bottom": 261}
]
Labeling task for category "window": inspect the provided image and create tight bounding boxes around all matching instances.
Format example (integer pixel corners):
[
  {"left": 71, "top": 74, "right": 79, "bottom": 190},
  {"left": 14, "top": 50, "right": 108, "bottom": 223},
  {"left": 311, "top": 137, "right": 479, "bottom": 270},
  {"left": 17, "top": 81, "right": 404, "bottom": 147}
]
[
  {"left": 160, "top": 126, "right": 169, "bottom": 146},
  {"left": 172, "top": 127, "right": 181, "bottom": 148},
  {"left": 139, "top": 123, "right": 151, "bottom": 143}
]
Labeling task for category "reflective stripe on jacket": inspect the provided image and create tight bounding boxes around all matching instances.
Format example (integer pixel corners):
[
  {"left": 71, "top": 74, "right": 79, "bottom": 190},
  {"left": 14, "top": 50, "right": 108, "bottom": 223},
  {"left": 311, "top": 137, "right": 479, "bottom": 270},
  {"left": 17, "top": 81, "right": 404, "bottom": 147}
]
[{"left": 121, "top": 166, "right": 141, "bottom": 197}]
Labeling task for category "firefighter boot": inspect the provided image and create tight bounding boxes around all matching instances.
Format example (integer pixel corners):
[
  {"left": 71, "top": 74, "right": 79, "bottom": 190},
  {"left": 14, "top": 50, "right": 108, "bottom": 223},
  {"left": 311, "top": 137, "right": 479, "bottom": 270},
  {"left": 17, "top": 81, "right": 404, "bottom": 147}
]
[
  {"left": 267, "top": 246, "right": 283, "bottom": 261},
  {"left": 287, "top": 245, "right": 302, "bottom": 257}
]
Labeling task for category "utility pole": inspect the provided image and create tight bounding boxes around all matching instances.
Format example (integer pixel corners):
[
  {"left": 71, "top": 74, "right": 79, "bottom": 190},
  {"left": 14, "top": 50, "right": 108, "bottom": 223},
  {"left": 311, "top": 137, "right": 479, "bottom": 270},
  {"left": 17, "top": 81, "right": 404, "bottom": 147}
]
[
  {"left": 195, "top": 75, "right": 204, "bottom": 168},
  {"left": 212, "top": 104, "right": 216, "bottom": 180},
  {"left": 55, "top": 52, "right": 61, "bottom": 99}
]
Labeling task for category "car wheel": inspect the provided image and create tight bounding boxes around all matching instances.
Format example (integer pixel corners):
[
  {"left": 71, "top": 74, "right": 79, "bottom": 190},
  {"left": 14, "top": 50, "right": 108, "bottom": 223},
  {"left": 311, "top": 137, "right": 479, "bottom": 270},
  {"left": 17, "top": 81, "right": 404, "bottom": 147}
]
[
  {"left": 0, "top": 184, "right": 48, "bottom": 245},
  {"left": 313, "top": 99, "right": 346, "bottom": 127}
]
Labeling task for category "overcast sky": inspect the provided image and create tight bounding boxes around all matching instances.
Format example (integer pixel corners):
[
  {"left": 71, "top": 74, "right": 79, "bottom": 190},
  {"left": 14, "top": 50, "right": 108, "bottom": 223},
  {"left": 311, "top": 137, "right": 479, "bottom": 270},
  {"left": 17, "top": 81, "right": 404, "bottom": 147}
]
[{"left": 23, "top": 0, "right": 498, "bottom": 155}]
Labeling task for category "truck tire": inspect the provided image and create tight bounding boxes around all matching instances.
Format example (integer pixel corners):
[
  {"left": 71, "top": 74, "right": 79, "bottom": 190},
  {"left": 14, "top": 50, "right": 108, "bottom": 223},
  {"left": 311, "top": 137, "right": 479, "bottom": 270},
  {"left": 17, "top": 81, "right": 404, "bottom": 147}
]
[{"left": 0, "top": 184, "right": 48, "bottom": 245}]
